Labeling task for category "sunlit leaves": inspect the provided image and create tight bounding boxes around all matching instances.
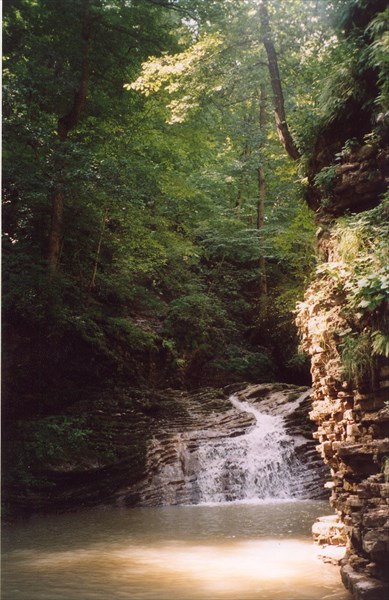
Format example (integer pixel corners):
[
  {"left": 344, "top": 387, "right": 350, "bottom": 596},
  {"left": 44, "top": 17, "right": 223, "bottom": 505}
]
[
  {"left": 317, "top": 198, "right": 389, "bottom": 319},
  {"left": 125, "top": 34, "right": 225, "bottom": 122},
  {"left": 367, "top": 6, "right": 389, "bottom": 110},
  {"left": 2, "top": 0, "right": 355, "bottom": 391}
]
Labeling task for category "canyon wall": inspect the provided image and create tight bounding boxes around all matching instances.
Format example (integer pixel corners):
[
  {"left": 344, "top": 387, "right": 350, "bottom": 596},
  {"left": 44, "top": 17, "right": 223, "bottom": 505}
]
[
  {"left": 297, "top": 139, "right": 389, "bottom": 600},
  {"left": 3, "top": 383, "right": 328, "bottom": 513},
  {"left": 127, "top": 384, "right": 328, "bottom": 506}
]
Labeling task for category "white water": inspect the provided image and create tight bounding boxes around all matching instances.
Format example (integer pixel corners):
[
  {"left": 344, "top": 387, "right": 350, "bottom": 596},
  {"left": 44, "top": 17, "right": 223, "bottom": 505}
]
[
  {"left": 196, "top": 395, "right": 304, "bottom": 503},
  {"left": 2, "top": 393, "right": 351, "bottom": 599}
]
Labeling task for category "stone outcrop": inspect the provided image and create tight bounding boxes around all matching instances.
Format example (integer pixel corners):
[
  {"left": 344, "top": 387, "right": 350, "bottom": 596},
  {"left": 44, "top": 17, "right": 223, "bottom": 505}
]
[
  {"left": 3, "top": 383, "right": 329, "bottom": 513},
  {"left": 312, "top": 514, "right": 347, "bottom": 547},
  {"left": 309, "top": 144, "right": 389, "bottom": 218},
  {"left": 126, "top": 384, "right": 329, "bottom": 506},
  {"left": 298, "top": 135, "right": 389, "bottom": 599},
  {"left": 298, "top": 275, "right": 389, "bottom": 600}
]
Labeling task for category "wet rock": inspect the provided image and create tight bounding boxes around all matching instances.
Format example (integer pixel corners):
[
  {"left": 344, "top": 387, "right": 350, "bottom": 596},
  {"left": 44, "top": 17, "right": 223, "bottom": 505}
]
[
  {"left": 341, "top": 564, "right": 389, "bottom": 600},
  {"left": 312, "top": 514, "right": 347, "bottom": 545},
  {"left": 5, "top": 383, "right": 329, "bottom": 512},
  {"left": 316, "top": 544, "right": 346, "bottom": 565},
  {"left": 128, "top": 384, "right": 329, "bottom": 506}
]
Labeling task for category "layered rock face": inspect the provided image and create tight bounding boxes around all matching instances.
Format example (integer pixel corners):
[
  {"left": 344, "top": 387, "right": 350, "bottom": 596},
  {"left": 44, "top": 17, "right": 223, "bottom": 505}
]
[
  {"left": 4, "top": 383, "right": 328, "bottom": 513},
  {"left": 297, "top": 139, "right": 389, "bottom": 599},
  {"left": 125, "top": 384, "right": 328, "bottom": 506},
  {"left": 298, "top": 294, "right": 389, "bottom": 599},
  {"left": 308, "top": 143, "right": 389, "bottom": 218}
]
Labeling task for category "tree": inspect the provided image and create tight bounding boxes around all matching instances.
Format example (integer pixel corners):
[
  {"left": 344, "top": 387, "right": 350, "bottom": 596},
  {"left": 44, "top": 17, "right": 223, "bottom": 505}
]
[
  {"left": 3, "top": 0, "right": 181, "bottom": 280},
  {"left": 258, "top": 0, "right": 301, "bottom": 160},
  {"left": 48, "top": 0, "right": 91, "bottom": 276},
  {"left": 257, "top": 84, "right": 268, "bottom": 308},
  {"left": 3, "top": 0, "right": 323, "bottom": 410}
]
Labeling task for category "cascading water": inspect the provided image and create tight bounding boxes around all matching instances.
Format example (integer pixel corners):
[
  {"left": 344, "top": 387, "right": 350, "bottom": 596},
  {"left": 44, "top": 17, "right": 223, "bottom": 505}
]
[
  {"left": 195, "top": 395, "right": 304, "bottom": 503},
  {"left": 2, "top": 385, "right": 346, "bottom": 600},
  {"left": 134, "top": 385, "right": 327, "bottom": 506}
]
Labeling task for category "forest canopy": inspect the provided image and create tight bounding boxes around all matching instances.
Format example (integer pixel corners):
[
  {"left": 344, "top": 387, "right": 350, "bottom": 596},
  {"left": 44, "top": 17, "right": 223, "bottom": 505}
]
[{"left": 2, "top": 0, "right": 388, "bottom": 418}]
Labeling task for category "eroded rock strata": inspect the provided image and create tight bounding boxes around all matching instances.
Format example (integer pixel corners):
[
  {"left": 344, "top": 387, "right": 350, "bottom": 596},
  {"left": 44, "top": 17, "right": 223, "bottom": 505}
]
[
  {"left": 299, "top": 294, "right": 389, "bottom": 599},
  {"left": 298, "top": 138, "right": 389, "bottom": 600},
  {"left": 128, "top": 384, "right": 328, "bottom": 506},
  {"left": 4, "top": 383, "right": 328, "bottom": 512}
]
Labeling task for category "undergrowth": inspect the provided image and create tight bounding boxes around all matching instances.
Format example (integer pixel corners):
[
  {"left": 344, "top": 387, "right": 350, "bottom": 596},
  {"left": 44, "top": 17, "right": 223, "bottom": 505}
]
[{"left": 316, "top": 194, "right": 389, "bottom": 383}]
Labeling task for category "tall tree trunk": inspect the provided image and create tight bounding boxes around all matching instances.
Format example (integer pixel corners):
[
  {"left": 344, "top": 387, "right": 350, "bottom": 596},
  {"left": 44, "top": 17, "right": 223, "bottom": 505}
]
[
  {"left": 258, "top": 166, "right": 268, "bottom": 304},
  {"left": 88, "top": 204, "right": 109, "bottom": 298},
  {"left": 259, "top": 0, "right": 300, "bottom": 161},
  {"left": 257, "top": 166, "right": 266, "bottom": 230},
  {"left": 235, "top": 141, "right": 251, "bottom": 220},
  {"left": 235, "top": 187, "right": 243, "bottom": 220},
  {"left": 257, "top": 85, "right": 268, "bottom": 306},
  {"left": 47, "top": 183, "right": 65, "bottom": 278},
  {"left": 47, "top": 0, "right": 91, "bottom": 277}
]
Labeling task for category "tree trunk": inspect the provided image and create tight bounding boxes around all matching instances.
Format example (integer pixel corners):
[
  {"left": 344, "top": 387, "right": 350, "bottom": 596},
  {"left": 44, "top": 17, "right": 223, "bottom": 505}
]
[
  {"left": 235, "top": 187, "right": 243, "bottom": 220},
  {"left": 88, "top": 204, "right": 109, "bottom": 296},
  {"left": 47, "top": 0, "right": 91, "bottom": 277},
  {"left": 258, "top": 167, "right": 268, "bottom": 303},
  {"left": 257, "top": 166, "right": 266, "bottom": 230},
  {"left": 235, "top": 141, "right": 251, "bottom": 220},
  {"left": 47, "top": 187, "right": 65, "bottom": 277},
  {"left": 257, "top": 85, "right": 268, "bottom": 305},
  {"left": 259, "top": 0, "right": 300, "bottom": 161}
]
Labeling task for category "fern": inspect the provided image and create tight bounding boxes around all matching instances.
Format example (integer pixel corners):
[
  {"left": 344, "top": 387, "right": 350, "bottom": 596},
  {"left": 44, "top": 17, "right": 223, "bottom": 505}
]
[{"left": 371, "top": 330, "right": 389, "bottom": 358}]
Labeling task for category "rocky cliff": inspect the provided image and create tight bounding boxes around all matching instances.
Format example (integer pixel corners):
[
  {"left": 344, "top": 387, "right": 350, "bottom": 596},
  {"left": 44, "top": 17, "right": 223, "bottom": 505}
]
[
  {"left": 3, "top": 383, "right": 328, "bottom": 513},
  {"left": 297, "top": 134, "right": 389, "bottom": 599},
  {"left": 126, "top": 384, "right": 328, "bottom": 506}
]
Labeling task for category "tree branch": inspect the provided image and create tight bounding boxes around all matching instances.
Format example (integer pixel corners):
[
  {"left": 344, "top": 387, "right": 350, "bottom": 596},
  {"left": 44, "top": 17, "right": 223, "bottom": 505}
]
[
  {"left": 259, "top": 0, "right": 300, "bottom": 161},
  {"left": 58, "top": 0, "right": 91, "bottom": 140}
]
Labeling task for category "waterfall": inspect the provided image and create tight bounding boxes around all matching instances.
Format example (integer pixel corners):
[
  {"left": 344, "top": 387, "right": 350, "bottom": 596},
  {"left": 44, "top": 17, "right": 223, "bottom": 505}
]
[
  {"left": 195, "top": 395, "right": 304, "bottom": 503},
  {"left": 134, "top": 385, "right": 327, "bottom": 507}
]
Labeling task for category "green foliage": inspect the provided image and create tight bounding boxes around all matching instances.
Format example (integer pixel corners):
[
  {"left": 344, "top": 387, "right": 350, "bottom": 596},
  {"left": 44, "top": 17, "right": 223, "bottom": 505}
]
[
  {"left": 212, "top": 346, "right": 276, "bottom": 382},
  {"left": 318, "top": 198, "right": 389, "bottom": 317},
  {"left": 126, "top": 34, "right": 225, "bottom": 124},
  {"left": 315, "top": 38, "right": 366, "bottom": 127},
  {"left": 371, "top": 330, "right": 389, "bottom": 358},
  {"left": 3, "top": 416, "right": 93, "bottom": 490},
  {"left": 163, "top": 292, "right": 233, "bottom": 352},
  {"left": 2, "top": 0, "right": 328, "bottom": 415},
  {"left": 105, "top": 318, "right": 158, "bottom": 351},
  {"left": 294, "top": 0, "right": 389, "bottom": 155},
  {"left": 346, "top": 267, "right": 389, "bottom": 312},
  {"left": 340, "top": 326, "right": 389, "bottom": 383},
  {"left": 339, "top": 330, "right": 374, "bottom": 382},
  {"left": 316, "top": 197, "right": 389, "bottom": 382},
  {"left": 337, "top": 199, "right": 389, "bottom": 317},
  {"left": 334, "top": 137, "right": 360, "bottom": 162},
  {"left": 367, "top": 7, "right": 389, "bottom": 111},
  {"left": 314, "top": 165, "right": 338, "bottom": 190},
  {"left": 27, "top": 417, "right": 93, "bottom": 464}
]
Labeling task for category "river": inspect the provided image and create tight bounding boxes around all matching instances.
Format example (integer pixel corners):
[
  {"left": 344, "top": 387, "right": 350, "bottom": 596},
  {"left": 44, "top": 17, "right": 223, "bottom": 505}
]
[{"left": 2, "top": 500, "right": 352, "bottom": 600}]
